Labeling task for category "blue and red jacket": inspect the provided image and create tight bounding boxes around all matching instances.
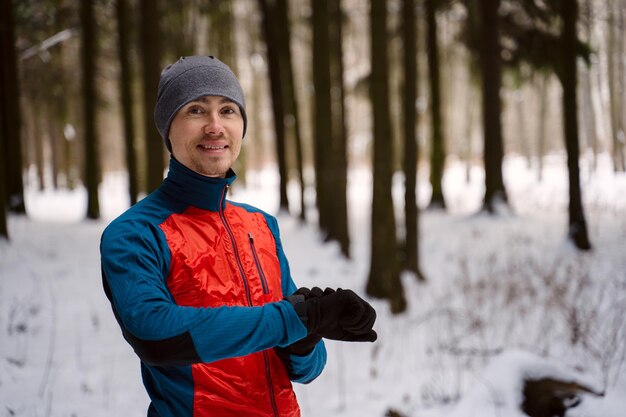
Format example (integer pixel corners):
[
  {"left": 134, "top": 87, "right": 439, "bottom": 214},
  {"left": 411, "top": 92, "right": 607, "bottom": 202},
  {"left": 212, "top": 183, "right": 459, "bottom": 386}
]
[{"left": 100, "top": 157, "right": 326, "bottom": 417}]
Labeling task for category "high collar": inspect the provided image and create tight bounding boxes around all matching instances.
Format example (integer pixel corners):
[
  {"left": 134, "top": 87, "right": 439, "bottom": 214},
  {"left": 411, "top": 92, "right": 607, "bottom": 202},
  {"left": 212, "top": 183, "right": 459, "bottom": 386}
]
[{"left": 160, "top": 157, "right": 237, "bottom": 212}]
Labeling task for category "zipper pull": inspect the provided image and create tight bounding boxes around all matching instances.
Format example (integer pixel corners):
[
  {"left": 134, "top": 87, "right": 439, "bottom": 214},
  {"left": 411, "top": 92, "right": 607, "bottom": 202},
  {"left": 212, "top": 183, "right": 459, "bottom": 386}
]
[{"left": 248, "top": 232, "right": 254, "bottom": 242}]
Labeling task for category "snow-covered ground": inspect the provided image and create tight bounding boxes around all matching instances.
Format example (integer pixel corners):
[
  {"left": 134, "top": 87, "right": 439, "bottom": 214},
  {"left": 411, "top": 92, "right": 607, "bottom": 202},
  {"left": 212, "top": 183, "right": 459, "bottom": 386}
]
[{"left": 1, "top": 155, "right": 625, "bottom": 417}]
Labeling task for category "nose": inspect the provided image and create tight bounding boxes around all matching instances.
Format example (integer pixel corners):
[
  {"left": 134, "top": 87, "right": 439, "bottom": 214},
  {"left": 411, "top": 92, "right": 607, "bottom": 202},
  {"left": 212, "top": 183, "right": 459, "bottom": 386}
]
[{"left": 203, "top": 112, "right": 224, "bottom": 136}]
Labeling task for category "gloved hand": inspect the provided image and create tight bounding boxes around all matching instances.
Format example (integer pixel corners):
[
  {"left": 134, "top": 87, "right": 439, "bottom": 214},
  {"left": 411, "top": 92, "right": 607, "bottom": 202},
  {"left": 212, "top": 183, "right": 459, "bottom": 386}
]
[
  {"left": 288, "top": 287, "right": 377, "bottom": 342},
  {"left": 277, "top": 288, "right": 324, "bottom": 356}
]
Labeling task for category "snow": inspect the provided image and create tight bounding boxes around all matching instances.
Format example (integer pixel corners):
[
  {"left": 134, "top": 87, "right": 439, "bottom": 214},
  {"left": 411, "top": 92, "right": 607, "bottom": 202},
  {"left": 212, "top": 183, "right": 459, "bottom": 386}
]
[{"left": 1, "top": 155, "right": 625, "bottom": 417}]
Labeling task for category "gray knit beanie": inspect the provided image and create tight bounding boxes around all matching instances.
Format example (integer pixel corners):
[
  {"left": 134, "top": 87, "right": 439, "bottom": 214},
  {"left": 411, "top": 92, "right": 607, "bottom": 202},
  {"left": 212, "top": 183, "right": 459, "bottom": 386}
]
[{"left": 154, "top": 56, "right": 247, "bottom": 152}]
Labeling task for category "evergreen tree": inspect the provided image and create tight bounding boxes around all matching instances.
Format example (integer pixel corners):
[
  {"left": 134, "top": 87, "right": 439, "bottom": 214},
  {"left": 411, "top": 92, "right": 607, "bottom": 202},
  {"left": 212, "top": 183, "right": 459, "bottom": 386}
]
[
  {"left": 80, "top": 0, "right": 100, "bottom": 219},
  {"left": 116, "top": 0, "right": 139, "bottom": 205},
  {"left": 479, "top": 0, "right": 507, "bottom": 212},
  {"left": 425, "top": 0, "right": 446, "bottom": 209},
  {"left": 401, "top": 0, "right": 425, "bottom": 280},
  {"left": 328, "top": 0, "right": 350, "bottom": 257},
  {"left": 366, "top": 0, "right": 406, "bottom": 314},
  {"left": 0, "top": 0, "right": 26, "bottom": 214},
  {"left": 312, "top": 0, "right": 333, "bottom": 235},
  {"left": 140, "top": 0, "right": 165, "bottom": 192},
  {"left": 258, "top": 0, "right": 290, "bottom": 212},
  {"left": 275, "top": 0, "right": 307, "bottom": 221},
  {"left": 560, "top": 0, "right": 591, "bottom": 250}
]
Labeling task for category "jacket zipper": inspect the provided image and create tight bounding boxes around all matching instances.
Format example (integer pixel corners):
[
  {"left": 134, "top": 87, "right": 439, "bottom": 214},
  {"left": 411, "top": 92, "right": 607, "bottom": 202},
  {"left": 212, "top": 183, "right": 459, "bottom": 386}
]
[
  {"left": 248, "top": 233, "right": 270, "bottom": 294},
  {"left": 219, "top": 185, "right": 279, "bottom": 417},
  {"left": 263, "top": 350, "right": 279, "bottom": 417},
  {"left": 218, "top": 185, "right": 252, "bottom": 306}
]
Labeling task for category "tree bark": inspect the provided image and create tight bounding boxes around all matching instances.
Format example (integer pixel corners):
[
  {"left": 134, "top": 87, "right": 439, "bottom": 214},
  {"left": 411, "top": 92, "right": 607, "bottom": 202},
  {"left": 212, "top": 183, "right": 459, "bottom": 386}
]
[
  {"left": 0, "top": 0, "right": 26, "bottom": 213},
  {"left": 425, "top": 0, "right": 446, "bottom": 209},
  {"left": 401, "top": 0, "right": 425, "bottom": 280},
  {"left": 275, "top": 0, "right": 307, "bottom": 219},
  {"left": 312, "top": 0, "right": 333, "bottom": 235},
  {"left": 140, "top": 0, "right": 165, "bottom": 193},
  {"left": 616, "top": 0, "right": 626, "bottom": 171},
  {"left": 80, "top": 0, "right": 100, "bottom": 219},
  {"left": 116, "top": 0, "right": 139, "bottom": 205},
  {"left": 328, "top": 0, "right": 350, "bottom": 257},
  {"left": 210, "top": 1, "right": 237, "bottom": 73},
  {"left": 581, "top": 0, "right": 598, "bottom": 172},
  {"left": 275, "top": 0, "right": 306, "bottom": 221},
  {"left": 607, "top": 0, "right": 626, "bottom": 172},
  {"left": 367, "top": 0, "right": 406, "bottom": 314},
  {"left": 536, "top": 73, "right": 549, "bottom": 182},
  {"left": 479, "top": 0, "right": 508, "bottom": 212},
  {"left": 560, "top": 0, "right": 591, "bottom": 250},
  {"left": 0, "top": 71, "right": 8, "bottom": 238},
  {"left": 259, "top": 0, "right": 290, "bottom": 212}
]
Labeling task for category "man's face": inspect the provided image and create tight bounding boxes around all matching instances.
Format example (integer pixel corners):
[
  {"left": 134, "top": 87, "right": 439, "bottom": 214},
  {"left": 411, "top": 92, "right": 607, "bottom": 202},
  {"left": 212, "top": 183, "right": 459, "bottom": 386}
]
[{"left": 168, "top": 95, "right": 244, "bottom": 178}]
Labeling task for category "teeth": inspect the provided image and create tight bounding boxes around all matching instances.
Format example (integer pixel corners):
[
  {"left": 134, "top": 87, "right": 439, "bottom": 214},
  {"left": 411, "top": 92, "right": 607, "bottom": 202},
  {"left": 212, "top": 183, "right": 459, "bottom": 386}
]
[{"left": 200, "top": 144, "right": 225, "bottom": 150}]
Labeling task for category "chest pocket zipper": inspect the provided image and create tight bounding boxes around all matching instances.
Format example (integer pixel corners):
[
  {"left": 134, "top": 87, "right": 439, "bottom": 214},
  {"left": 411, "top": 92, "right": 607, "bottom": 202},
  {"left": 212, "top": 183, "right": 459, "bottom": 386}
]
[{"left": 248, "top": 233, "right": 270, "bottom": 294}]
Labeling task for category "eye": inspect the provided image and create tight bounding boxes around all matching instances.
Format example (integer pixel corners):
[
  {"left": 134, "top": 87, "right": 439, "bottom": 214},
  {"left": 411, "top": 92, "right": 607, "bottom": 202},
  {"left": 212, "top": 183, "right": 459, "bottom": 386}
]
[
  {"left": 221, "top": 105, "right": 238, "bottom": 116},
  {"left": 187, "top": 105, "right": 205, "bottom": 115}
]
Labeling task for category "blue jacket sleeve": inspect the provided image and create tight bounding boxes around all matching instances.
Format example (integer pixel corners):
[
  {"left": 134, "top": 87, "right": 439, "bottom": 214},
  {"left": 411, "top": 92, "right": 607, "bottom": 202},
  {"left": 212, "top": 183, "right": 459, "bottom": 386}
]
[
  {"left": 265, "top": 215, "right": 327, "bottom": 384},
  {"left": 100, "top": 218, "right": 307, "bottom": 367}
]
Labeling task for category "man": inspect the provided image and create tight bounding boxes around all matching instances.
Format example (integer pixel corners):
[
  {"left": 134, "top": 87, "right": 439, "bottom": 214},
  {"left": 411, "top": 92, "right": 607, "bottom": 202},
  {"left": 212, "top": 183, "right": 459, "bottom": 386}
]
[{"left": 100, "top": 56, "right": 377, "bottom": 417}]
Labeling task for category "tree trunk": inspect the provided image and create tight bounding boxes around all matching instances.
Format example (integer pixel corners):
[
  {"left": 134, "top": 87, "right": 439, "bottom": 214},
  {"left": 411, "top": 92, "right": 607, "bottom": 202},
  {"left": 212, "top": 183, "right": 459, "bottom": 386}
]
[
  {"left": 464, "top": 86, "right": 476, "bottom": 183},
  {"left": 367, "top": 0, "right": 406, "bottom": 314},
  {"left": 210, "top": 1, "right": 243, "bottom": 184},
  {"left": 80, "top": 0, "right": 100, "bottom": 219},
  {"left": 536, "top": 73, "right": 549, "bottom": 182},
  {"left": 33, "top": 103, "right": 45, "bottom": 191},
  {"left": 312, "top": 0, "right": 333, "bottom": 235},
  {"left": 479, "top": 0, "right": 508, "bottom": 212},
  {"left": 581, "top": 0, "right": 598, "bottom": 173},
  {"left": 0, "top": 72, "right": 8, "bottom": 239},
  {"left": 140, "top": 0, "right": 165, "bottom": 193},
  {"left": 607, "top": 0, "right": 626, "bottom": 172},
  {"left": 515, "top": 91, "right": 531, "bottom": 169},
  {"left": 276, "top": 0, "right": 306, "bottom": 220},
  {"left": 401, "top": 0, "right": 425, "bottom": 280},
  {"left": 425, "top": 0, "right": 446, "bottom": 209},
  {"left": 560, "top": 0, "right": 591, "bottom": 250},
  {"left": 116, "top": 0, "right": 139, "bottom": 205},
  {"left": 210, "top": 1, "right": 237, "bottom": 72},
  {"left": 580, "top": 63, "right": 597, "bottom": 172},
  {"left": 617, "top": 0, "right": 626, "bottom": 171},
  {"left": 0, "top": 0, "right": 26, "bottom": 213},
  {"left": 328, "top": 0, "right": 350, "bottom": 257},
  {"left": 259, "top": 0, "right": 290, "bottom": 213}
]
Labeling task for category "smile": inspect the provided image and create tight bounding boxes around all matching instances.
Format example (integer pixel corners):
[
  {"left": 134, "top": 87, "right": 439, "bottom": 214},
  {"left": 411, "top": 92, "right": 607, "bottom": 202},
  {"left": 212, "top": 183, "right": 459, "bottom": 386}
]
[{"left": 199, "top": 144, "right": 227, "bottom": 150}]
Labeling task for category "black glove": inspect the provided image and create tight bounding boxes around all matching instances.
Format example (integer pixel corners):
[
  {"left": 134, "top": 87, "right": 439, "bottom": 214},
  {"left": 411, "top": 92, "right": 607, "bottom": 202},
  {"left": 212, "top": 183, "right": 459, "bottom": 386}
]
[
  {"left": 289, "top": 287, "right": 377, "bottom": 342},
  {"left": 277, "top": 288, "right": 324, "bottom": 356}
]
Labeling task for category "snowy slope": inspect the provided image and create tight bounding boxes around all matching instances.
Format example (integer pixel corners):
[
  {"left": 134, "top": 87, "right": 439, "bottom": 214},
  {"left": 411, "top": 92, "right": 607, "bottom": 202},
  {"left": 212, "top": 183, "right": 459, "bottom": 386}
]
[{"left": 1, "top": 155, "right": 625, "bottom": 417}]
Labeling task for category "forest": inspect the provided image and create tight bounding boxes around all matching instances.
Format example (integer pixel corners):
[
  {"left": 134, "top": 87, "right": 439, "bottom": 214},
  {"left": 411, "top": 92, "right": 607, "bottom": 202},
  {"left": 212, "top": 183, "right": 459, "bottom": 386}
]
[
  {"left": 1, "top": 0, "right": 626, "bottom": 416},
  {"left": 3, "top": 0, "right": 625, "bottom": 308}
]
